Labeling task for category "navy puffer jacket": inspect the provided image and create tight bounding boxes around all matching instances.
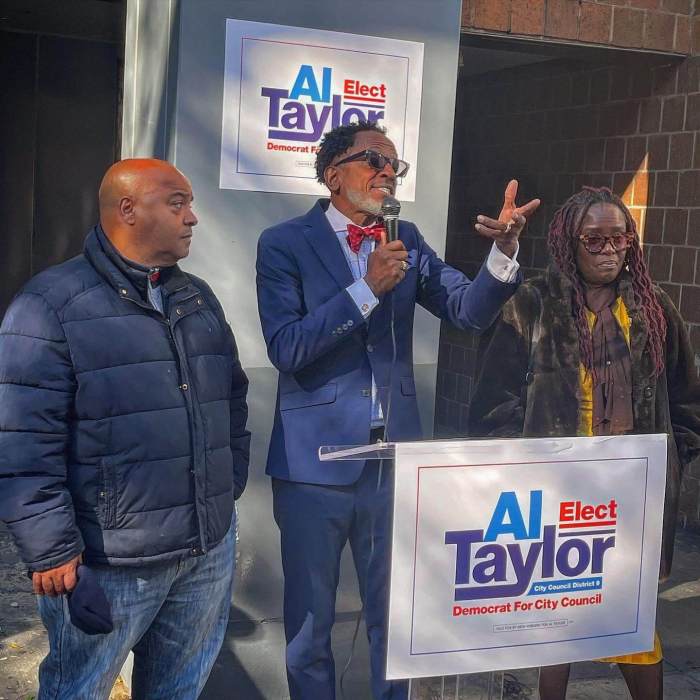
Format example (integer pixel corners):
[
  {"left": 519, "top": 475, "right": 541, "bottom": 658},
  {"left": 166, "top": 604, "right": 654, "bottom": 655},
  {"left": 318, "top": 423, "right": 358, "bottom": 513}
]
[{"left": 0, "top": 226, "right": 250, "bottom": 570}]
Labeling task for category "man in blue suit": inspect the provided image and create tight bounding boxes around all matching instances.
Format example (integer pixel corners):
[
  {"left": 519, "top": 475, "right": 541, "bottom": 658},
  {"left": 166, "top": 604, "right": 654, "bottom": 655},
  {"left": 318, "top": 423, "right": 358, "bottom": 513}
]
[{"left": 256, "top": 121, "right": 540, "bottom": 700}]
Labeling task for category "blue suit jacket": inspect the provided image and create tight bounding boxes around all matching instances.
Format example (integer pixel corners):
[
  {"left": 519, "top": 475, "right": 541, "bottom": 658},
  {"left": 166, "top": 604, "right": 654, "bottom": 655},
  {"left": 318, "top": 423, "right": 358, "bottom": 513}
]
[{"left": 256, "top": 199, "right": 521, "bottom": 485}]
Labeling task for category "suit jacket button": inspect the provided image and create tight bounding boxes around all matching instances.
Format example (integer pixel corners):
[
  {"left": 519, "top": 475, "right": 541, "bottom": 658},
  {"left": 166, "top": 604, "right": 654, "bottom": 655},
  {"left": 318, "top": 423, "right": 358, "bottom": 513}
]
[
  {"left": 367, "top": 344, "right": 374, "bottom": 352},
  {"left": 361, "top": 389, "right": 371, "bottom": 397},
  {"left": 643, "top": 386, "right": 653, "bottom": 399}
]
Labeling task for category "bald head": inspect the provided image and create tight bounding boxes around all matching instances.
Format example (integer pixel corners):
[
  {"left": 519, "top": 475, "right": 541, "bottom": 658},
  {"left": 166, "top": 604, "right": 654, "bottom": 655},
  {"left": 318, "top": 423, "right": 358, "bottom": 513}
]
[
  {"left": 98, "top": 158, "right": 197, "bottom": 267},
  {"left": 99, "top": 159, "right": 184, "bottom": 220}
]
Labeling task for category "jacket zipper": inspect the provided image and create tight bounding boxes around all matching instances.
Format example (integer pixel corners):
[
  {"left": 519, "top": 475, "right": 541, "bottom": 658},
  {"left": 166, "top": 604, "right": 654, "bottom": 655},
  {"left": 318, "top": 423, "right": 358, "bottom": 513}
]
[
  {"left": 166, "top": 313, "right": 207, "bottom": 554},
  {"left": 121, "top": 292, "right": 207, "bottom": 554}
]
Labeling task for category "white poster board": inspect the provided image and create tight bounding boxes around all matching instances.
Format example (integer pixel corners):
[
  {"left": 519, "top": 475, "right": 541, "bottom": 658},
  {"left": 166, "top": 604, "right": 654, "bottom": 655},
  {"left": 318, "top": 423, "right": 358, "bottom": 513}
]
[
  {"left": 220, "top": 19, "right": 424, "bottom": 199},
  {"left": 386, "top": 434, "right": 667, "bottom": 679}
]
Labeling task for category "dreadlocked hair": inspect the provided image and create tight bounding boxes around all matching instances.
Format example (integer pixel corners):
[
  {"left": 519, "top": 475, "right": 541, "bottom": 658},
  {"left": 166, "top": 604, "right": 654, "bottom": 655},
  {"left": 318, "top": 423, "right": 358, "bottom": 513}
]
[{"left": 547, "top": 186, "right": 667, "bottom": 377}]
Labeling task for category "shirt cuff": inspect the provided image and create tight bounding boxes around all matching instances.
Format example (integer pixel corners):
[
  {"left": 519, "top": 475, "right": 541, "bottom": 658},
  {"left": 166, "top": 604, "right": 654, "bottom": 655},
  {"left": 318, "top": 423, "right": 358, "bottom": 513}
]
[
  {"left": 346, "top": 278, "right": 379, "bottom": 319},
  {"left": 486, "top": 241, "right": 520, "bottom": 283}
]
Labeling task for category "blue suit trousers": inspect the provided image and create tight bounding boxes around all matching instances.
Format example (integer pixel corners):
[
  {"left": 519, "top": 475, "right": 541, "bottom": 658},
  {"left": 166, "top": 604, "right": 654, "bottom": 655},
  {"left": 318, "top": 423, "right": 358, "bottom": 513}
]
[{"left": 272, "top": 459, "right": 408, "bottom": 700}]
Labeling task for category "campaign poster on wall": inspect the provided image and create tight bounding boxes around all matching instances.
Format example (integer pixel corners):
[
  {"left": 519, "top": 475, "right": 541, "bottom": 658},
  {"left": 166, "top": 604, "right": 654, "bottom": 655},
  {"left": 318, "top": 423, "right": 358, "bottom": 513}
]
[
  {"left": 385, "top": 434, "right": 667, "bottom": 679},
  {"left": 219, "top": 19, "right": 424, "bottom": 199}
]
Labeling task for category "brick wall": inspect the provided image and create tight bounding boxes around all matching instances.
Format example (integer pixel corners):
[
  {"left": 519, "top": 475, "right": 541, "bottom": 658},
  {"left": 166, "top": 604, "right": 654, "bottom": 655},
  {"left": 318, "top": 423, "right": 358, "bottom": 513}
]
[
  {"left": 462, "top": 0, "right": 697, "bottom": 55},
  {"left": 436, "top": 53, "right": 700, "bottom": 525}
]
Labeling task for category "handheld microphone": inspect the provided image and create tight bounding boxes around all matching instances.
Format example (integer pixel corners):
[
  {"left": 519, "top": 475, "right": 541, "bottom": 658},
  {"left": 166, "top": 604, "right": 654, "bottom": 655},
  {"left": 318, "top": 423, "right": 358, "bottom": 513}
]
[{"left": 381, "top": 196, "right": 401, "bottom": 243}]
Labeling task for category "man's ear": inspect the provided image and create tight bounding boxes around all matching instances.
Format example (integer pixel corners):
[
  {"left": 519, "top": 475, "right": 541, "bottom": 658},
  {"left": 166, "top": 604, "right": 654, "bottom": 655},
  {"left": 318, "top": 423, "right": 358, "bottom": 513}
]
[
  {"left": 324, "top": 165, "right": 340, "bottom": 194},
  {"left": 119, "top": 196, "right": 136, "bottom": 225}
]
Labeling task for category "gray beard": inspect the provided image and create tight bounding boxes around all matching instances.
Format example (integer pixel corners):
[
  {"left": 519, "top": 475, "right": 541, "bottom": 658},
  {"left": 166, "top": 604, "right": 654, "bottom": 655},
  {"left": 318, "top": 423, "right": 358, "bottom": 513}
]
[{"left": 346, "top": 189, "right": 382, "bottom": 217}]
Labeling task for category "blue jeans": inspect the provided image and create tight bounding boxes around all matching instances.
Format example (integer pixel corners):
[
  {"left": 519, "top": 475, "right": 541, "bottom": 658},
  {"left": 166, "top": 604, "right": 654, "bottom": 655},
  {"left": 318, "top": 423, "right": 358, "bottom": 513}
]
[{"left": 37, "top": 521, "right": 236, "bottom": 700}]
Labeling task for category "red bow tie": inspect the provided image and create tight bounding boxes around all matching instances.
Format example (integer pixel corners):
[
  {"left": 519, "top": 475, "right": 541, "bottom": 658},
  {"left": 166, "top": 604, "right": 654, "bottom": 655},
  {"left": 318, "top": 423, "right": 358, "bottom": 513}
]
[{"left": 346, "top": 223, "right": 385, "bottom": 254}]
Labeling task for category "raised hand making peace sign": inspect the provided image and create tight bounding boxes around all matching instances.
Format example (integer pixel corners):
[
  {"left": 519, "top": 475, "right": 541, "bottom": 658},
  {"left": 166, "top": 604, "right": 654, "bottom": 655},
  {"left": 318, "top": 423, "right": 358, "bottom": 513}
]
[{"left": 475, "top": 179, "right": 540, "bottom": 259}]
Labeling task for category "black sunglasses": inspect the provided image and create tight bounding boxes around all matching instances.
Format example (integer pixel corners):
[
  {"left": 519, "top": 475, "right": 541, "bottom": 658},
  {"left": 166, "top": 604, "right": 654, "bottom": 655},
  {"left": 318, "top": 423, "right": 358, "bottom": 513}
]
[
  {"left": 579, "top": 232, "right": 635, "bottom": 254},
  {"left": 334, "top": 149, "right": 410, "bottom": 178}
]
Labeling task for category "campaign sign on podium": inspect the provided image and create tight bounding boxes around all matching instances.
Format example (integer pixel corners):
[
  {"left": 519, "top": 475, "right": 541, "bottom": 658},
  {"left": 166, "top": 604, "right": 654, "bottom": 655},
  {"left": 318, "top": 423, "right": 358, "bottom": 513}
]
[{"left": 384, "top": 434, "right": 667, "bottom": 680}]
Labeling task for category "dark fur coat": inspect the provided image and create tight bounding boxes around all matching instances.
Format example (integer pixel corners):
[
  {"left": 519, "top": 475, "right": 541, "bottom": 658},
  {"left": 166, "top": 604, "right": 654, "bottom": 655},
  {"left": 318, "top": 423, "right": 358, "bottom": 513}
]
[{"left": 469, "top": 264, "right": 700, "bottom": 578}]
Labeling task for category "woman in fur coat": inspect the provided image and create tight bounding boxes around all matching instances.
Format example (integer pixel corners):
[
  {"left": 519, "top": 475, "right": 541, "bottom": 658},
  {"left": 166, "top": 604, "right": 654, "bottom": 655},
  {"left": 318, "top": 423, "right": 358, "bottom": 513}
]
[{"left": 469, "top": 186, "right": 700, "bottom": 700}]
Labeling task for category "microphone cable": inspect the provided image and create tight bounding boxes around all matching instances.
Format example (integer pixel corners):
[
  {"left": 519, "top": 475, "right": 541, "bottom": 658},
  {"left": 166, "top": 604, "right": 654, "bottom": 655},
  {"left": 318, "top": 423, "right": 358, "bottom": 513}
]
[{"left": 340, "top": 287, "right": 399, "bottom": 700}]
